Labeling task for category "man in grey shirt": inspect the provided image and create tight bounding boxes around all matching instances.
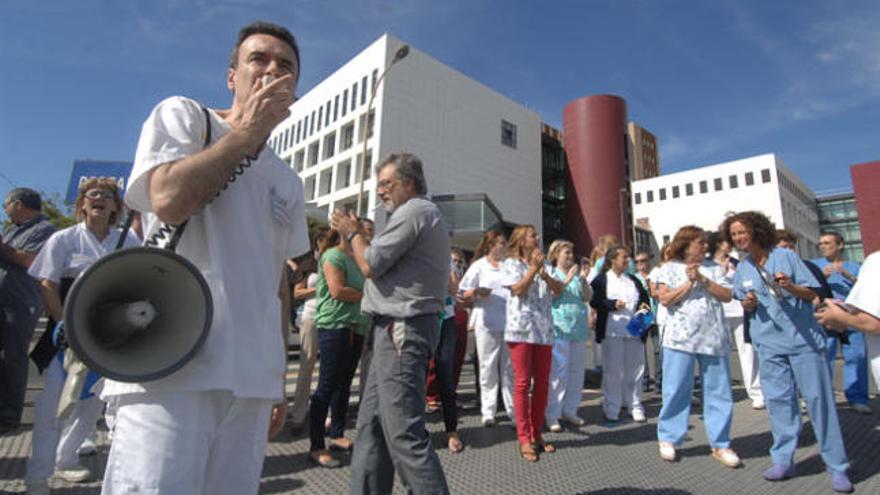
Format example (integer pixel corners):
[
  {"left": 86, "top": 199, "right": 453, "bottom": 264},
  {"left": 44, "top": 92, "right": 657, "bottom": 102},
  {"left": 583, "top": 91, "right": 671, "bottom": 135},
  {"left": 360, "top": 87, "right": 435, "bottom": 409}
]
[
  {"left": 331, "top": 152, "right": 450, "bottom": 495},
  {"left": 1, "top": 188, "right": 55, "bottom": 434}
]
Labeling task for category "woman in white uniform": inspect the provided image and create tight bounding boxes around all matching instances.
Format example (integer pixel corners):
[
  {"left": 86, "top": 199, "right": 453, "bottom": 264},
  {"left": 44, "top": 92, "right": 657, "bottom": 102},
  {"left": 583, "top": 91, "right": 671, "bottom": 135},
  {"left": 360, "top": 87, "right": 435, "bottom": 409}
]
[
  {"left": 25, "top": 178, "right": 140, "bottom": 494},
  {"left": 459, "top": 230, "right": 515, "bottom": 426}
]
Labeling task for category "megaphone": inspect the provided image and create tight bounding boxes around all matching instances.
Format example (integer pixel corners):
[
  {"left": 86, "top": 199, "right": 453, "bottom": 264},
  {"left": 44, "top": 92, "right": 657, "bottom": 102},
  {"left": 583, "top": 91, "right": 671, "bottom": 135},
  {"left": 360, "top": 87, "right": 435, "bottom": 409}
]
[{"left": 64, "top": 247, "right": 212, "bottom": 383}]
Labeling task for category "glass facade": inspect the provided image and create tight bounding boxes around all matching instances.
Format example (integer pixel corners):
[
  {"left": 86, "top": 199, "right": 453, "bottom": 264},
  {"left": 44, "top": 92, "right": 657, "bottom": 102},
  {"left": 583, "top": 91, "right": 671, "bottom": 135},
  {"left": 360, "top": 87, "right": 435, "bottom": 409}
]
[
  {"left": 817, "top": 193, "right": 864, "bottom": 262},
  {"left": 541, "top": 128, "right": 567, "bottom": 248}
]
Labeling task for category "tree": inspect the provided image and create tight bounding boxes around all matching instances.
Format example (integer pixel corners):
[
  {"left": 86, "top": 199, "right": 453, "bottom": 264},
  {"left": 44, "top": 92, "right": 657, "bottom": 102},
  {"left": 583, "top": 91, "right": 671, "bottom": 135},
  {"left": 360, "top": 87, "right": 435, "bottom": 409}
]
[{"left": 41, "top": 192, "right": 77, "bottom": 230}]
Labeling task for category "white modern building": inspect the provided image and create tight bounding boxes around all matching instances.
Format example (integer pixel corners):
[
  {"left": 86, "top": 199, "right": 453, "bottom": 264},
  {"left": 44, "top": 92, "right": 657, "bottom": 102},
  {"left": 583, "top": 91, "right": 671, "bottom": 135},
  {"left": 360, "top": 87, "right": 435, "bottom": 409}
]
[
  {"left": 268, "top": 34, "right": 543, "bottom": 244},
  {"left": 631, "top": 153, "right": 820, "bottom": 258}
]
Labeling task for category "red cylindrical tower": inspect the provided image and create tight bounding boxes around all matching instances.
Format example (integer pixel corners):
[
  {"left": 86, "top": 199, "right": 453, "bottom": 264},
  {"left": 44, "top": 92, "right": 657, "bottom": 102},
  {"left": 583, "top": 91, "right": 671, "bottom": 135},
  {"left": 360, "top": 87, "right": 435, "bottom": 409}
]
[{"left": 563, "top": 95, "right": 631, "bottom": 254}]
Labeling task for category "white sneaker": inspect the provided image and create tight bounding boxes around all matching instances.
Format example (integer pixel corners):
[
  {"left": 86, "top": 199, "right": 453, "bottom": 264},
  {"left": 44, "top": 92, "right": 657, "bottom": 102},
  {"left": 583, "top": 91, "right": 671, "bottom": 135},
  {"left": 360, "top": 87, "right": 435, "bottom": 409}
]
[
  {"left": 751, "top": 398, "right": 765, "bottom": 410},
  {"left": 561, "top": 414, "right": 586, "bottom": 426},
  {"left": 658, "top": 441, "right": 676, "bottom": 462},
  {"left": 852, "top": 403, "right": 873, "bottom": 415},
  {"left": 76, "top": 437, "right": 97, "bottom": 456},
  {"left": 632, "top": 409, "right": 646, "bottom": 423},
  {"left": 55, "top": 465, "right": 91, "bottom": 483},
  {"left": 711, "top": 448, "right": 741, "bottom": 468},
  {"left": 26, "top": 478, "right": 50, "bottom": 495},
  {"left": 548, "top": 421, "right": 563, "bottom": 433}
]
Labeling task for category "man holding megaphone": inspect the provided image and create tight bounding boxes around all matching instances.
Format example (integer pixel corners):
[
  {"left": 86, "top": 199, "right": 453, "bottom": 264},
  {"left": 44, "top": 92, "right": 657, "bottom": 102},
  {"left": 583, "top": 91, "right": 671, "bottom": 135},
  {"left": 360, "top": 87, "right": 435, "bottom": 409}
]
[{"left": 97, "top": 21, "right": 309, "bottom": 495}]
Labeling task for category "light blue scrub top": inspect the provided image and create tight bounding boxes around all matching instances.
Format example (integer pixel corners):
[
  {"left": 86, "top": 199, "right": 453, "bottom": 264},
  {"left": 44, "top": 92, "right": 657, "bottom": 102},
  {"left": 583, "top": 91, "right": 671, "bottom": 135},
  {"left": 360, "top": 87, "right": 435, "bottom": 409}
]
[
  {"left": 810, "top": 258, "right": 860, "bottom": 300},
  {"left": 732, "top": 247, "right": 826, "bottom": 355}
]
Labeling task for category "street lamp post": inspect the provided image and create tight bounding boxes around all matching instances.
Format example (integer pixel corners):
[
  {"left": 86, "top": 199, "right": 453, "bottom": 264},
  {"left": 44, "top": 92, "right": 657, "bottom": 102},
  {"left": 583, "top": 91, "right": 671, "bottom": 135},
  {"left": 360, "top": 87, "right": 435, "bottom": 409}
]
[{"left": 355, "top": 44, "right": 409, "bottom": 218}]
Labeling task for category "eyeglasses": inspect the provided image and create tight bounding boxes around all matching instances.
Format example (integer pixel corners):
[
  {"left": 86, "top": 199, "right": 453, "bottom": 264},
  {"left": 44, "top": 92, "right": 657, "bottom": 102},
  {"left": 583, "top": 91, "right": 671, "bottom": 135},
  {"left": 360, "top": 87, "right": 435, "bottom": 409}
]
[
  {"left": 84, "top": 189, "right": 114, "bottom": 200},
  {"left": 376, "top": 178, "right": 399, "bottom": 191}
]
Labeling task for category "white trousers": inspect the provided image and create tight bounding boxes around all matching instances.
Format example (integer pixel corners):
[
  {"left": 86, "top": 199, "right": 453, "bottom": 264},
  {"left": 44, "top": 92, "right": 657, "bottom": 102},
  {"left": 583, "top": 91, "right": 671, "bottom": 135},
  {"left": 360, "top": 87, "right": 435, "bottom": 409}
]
[
  {"left": 289, "top": 317, "right": 318, "bottom": 425},
  {"left": 546, "top": 339, "right": 587, "bottom": 422},
  {"left": 101, "top": 391, "right": 273, "bottom": 495},
  {"left": 728, "top": 317, "right": 763, "bottom": 401},
  {"left": 601, "top": 336, "right": 645, "bottom": 420},
  {"left": 866, "top": 332, "right": 880, "bottom": 392},
  {"left": 26, "top": 358, "right": 103, "bottom": 480},
  {"left": 475, "top": 330, "right": 515, "bottom": 421}
]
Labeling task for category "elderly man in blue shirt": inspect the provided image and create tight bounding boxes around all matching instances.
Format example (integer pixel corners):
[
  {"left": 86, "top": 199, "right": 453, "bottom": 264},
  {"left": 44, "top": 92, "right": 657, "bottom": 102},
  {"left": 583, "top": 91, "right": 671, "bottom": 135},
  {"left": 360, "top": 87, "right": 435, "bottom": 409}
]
[
  {"left": 722, "top": 211, "right": 853, "bottom": 494},
  {"left": 811, "top": 232, "right": 869, "bottom": 415}
]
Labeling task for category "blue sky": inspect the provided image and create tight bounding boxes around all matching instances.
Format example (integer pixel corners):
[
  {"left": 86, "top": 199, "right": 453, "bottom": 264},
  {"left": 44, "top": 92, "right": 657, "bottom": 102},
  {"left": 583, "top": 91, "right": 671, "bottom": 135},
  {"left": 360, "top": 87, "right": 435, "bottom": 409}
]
[{"left": 1, "top": 0, "right": 878, "bottom": 213}]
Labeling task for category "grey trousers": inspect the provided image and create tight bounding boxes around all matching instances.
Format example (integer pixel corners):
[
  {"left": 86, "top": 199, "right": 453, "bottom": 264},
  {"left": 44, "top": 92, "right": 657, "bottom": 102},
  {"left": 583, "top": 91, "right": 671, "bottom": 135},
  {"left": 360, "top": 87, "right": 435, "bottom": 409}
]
[
  {"left": 0, "top": 305, "right": 40, "bottom": 423},
  {"left": 350, "top": 314, "right": 449, "bottom": 495}
]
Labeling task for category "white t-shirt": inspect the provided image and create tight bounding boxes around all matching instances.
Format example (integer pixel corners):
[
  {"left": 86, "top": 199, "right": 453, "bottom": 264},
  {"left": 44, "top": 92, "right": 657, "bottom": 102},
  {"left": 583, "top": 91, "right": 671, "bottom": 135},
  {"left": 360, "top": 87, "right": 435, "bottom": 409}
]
[
  {"left": 605, "top": 270, "right": 640, "bottom": 339},
  {"left": 458, "top": 256, "right": 508, "bottom": 333},
  {"left": 102, "top": 96, "right": 309, "bottom": 401},
  {"left": 300, "top": 272, "right": 319, "bottom": 322},
  {"left": 846, "top": 251, "right": 880, "bottom": 319},
  {"left": 28, "top": 222, "right": 141, "bottom": 283}
]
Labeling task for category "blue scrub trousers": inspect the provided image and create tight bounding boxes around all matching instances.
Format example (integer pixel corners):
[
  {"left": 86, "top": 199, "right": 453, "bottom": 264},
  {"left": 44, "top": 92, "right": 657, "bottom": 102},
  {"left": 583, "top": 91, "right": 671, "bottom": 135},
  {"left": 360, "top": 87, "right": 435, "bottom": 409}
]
[
  {"left": 824, "top": 331, "right": 869, "bottom": 406},
  {"left": 756, "top": 347, "right": 849, "bottom": 474},
  {"left": 657, "top": 348, "right": 733, "bottom": 448}
]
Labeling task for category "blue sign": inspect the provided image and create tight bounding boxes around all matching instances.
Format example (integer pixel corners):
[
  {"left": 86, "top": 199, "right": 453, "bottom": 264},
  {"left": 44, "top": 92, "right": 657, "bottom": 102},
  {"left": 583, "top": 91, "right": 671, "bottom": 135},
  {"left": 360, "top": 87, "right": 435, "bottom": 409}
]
[{"left": 66, "top": 160, "right": 133, "bottom": 203}]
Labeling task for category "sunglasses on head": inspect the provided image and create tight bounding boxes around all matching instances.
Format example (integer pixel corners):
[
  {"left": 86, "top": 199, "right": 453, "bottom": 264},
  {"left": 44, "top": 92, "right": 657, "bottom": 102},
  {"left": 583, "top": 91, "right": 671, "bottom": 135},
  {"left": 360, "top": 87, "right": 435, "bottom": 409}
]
[{"left": 84, "top": 189, "right": 114, "bottom": 200}]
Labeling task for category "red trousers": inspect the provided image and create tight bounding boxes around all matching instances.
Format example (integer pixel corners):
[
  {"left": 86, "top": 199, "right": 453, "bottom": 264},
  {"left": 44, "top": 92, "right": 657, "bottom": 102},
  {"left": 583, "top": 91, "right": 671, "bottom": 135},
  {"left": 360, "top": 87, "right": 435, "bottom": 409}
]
[
  {"left": 426, "top": 309, "right": 468, "bottom": 403},
  {"left": 507, "top": 342, "right": 553, "bottom": 445}
]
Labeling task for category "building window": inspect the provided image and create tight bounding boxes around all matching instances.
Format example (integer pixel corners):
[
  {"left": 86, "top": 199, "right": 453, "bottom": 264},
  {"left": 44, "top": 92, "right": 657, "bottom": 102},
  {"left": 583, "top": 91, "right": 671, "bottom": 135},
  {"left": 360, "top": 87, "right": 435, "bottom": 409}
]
[
  {"left": 729, "top": 175, "right": 738, "bottom": 189},
  {"left": 355, "top": 149, "right": 373, "bottom": 182},
  {"left": 361, "top": 76, "right": 368, "bottom": 105},
  {"left": 323, "top": 132, "right": 336, "bottom": 160},
  {"left": 304, "top": 176, "right": 315, "bottom": 201},
  {"left": 699, "top": 181, "right": 708, "bottom": 194},
  {"left": 761, "top": 169, "right": 771, "bottom": 183},
  {"left": 672, "top": 185, "right": 680, "bottom": 198},
  {"left": 659, "top": 188, "right": 667, "bottom": 201},
  {"left": 663, "top": 234, "right": 670, "bottom": 244},
  {"left": 745, "top": 171, "right": 754, "bottom": 186},
  {"left": 685, "top": 183, "right": 694, "bottom": 196},
  {"left": 293, "top": 150, "right": 304, "bottom": 172},
  {"left": 336, "top": 159, "right": 352, "bottom": 190},
  {"left": 310, "top": 111, "right": 316, "bottom": 136},
  {"left": 351, "top": 83, "right": 358, "bottom": 112},
  {"left": 283, "top": 129, "right": 290, "bottom": 151},
  {"left": 634, "top": 192, "right": 642, "bottom": 205},
  {"left": 340, "top": 121, "right": 354, "bottom": 151},
  {"left": 358, "top": 110, "right": 375, "bottom": 143},
  {"left": 296, "top": 120, "right": 302, "bottom": 144},
  {"left": 319, "top": 168, "right": 333, "bottom": 196},
  {"left": 302, "top": 116, "right": 309, "bottom": 140},
  {"left": 317, "top": 107, "right": 323, "bottom": 131},
  {"left": 714, "top": 178, "right": 723, "bottom": 191},
  {"left": 333, "top": 95, "right": 339, "bottom": 122},
  {"left": 325, "top": 101, "right": 331, "bottom": 127},
  {"left": 342, "top": 90, "right": 348, "bottom": 117},
  {"left": 646, "top": 190, "right": 654, "bottom": 203},
  {"left": 307, "top": 141, "right": 319, "bottom": 167},
  {"left": 501, "top": 120, "right": 517, "bottom": 149}
]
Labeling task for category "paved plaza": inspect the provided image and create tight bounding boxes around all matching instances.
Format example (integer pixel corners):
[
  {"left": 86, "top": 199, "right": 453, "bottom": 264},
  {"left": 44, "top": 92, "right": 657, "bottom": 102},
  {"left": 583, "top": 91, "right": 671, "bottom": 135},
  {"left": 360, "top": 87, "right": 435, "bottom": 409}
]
[{"left": 1, "top": 332, "right": 878, "bottom": 494}]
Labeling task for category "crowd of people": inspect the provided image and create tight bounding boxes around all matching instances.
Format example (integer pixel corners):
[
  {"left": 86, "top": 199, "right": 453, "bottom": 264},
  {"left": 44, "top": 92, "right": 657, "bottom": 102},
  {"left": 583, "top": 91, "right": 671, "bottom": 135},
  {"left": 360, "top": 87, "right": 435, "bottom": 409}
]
[{"left": 2, "top": 20, "right": 879, "bottom": 495}]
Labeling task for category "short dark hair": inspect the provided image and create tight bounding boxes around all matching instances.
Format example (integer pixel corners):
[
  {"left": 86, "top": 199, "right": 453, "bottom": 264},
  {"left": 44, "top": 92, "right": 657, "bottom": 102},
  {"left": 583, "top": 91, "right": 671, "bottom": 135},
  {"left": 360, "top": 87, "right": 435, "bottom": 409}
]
[
  {"left": 600, "top": 245, "right": 631, "bottom": 275},
  {"left": 719, "top": 211, "right": 776, "bottom": 252},
  {"left": 230, "top": 21, "right": 300, "bottom": 77},
  {"left": 5, "top": 187, "right": 42, "bottom": 211},
  {"left": 668, "top": 226, "right": 705, "bottom": 261},
  {"left": 820, "top": 231, "right": 844, "bottom": 245},
  {"left": 377, "top": 152, "right": 428, "bottom": 195},
  {"left": 775, "top": 229, "right": 798, "bottom": 245}
]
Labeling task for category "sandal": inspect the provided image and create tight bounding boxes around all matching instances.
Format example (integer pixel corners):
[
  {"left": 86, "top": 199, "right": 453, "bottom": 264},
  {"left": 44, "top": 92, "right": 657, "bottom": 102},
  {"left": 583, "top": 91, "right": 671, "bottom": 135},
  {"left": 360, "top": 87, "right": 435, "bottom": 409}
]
[
  {"left": 533, "top": 441, "right": 556, "bottom": 454},
  {"left": 448, "top": 433, "right": 464, "bottom": 453},
  {"left": 519, "top": 443, "right": 538, "bottom": 462},
  {"left": 328, "top": 437, "right": 354, "bottom": 451}
]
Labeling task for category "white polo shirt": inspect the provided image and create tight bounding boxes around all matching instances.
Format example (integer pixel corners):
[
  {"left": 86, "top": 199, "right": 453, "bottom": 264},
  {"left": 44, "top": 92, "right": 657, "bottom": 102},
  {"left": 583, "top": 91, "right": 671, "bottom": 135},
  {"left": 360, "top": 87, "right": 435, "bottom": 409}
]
[
  {"left": 102, "top": 96, "right": 309, "bottom": 401},
  {"left": 458, "top": 256, "right": 508, "bottom": 333},
  {"left": 28, "top": 222, "right": 141, "bottom": 283}
]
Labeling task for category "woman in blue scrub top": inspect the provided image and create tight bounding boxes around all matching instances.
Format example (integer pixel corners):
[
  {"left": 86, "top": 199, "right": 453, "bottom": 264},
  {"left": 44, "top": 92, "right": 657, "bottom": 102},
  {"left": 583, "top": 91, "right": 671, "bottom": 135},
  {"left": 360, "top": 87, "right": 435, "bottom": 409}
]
[{"left": 721, "top": 211, "right": 853, "bottom": 494}]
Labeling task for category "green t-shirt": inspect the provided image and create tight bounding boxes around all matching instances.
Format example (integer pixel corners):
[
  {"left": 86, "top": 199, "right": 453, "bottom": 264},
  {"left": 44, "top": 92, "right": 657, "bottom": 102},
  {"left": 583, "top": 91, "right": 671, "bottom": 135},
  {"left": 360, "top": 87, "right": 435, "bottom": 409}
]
[{"left": 314, "top": 247, "right": 368, "bottom": 334}]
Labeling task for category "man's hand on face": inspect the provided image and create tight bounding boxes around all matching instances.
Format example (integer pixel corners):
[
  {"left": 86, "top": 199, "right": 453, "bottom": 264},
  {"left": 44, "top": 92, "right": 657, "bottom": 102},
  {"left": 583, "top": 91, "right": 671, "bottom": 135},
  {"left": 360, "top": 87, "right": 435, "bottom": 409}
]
[{"left": 234, "top": 75, "right": 296, "bottom": 150}]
